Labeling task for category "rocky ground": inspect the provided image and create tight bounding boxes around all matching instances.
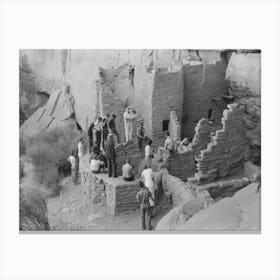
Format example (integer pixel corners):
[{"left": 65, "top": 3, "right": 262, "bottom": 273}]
[{"left": 20, "top": 156, "right": 170, "bottom": 231}]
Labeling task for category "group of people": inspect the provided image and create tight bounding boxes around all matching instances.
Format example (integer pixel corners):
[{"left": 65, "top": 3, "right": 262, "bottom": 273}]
[{"left": 67, "top": 107, "right": 191, "bottom": 230}]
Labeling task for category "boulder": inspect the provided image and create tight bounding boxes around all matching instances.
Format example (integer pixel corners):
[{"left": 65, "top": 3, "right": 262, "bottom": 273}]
[
  {"left": 174, "top": 183, "right": 260, "bottom": 231},
  {"left": 156, "top": 200, "right": 203, "bottom": 231},
  {"left": 244, "top": 161, "right": 261, "bottom": 182}
]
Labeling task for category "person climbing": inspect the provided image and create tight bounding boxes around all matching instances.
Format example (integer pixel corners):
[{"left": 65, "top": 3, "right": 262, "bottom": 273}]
[
  {"left": 68, "top": 151, "right": 77, "bottom": 183},
  {"left": 123, "top": 107, "right": 136, "bottom": 143},
  {"left": 141, "top": 164, "right": 156, "bottom": 218},
  {"left": 144, "top": 139, "right": 153, "bottom": 168},
  {"left": 105, "top": 134, "right": 117, "bottom": 178},
  {"left": 158, "top": 132, "right": 175, "bottom": 162},
  {"left": 136, "top": 180, "right": 154, "bottom": 230},
  {"left": 94, "top": 117, "right": 103, "bottom": 150},
  {"left": 108, "top": 114, "right": 120, "bottom": 143},
  {"left": 136, "top": 122, "right": 145, "bottom": 150},
  {"left": 122, "top": 158, "right": 134, "bottom": 181}
]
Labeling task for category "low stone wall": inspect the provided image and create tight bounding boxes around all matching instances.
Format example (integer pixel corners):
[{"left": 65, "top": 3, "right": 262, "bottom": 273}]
[
  {"left": 106, "top": 180, "right": 139, "bottom": 215},
  {"left": 80, "top": 155, "right": 139, "bottom": 216},
  {"left": 161, "top": 170, "right": 197, "bottom": 207}
]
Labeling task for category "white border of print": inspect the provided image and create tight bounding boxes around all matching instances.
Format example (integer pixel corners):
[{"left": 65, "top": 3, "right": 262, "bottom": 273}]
[{"left": 1, "top": 0, "right": 280, "bottom": 280}]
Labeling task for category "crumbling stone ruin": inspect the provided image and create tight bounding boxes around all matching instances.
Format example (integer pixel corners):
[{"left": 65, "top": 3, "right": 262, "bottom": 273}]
[{"left": 19, "top": 49, "right": 261, "bottom": 230}]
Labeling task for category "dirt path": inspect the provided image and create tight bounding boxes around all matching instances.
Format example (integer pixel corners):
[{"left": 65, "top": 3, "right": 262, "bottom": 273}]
[{"left": 47, "top": 176, "right": 171, "bottom": 232}]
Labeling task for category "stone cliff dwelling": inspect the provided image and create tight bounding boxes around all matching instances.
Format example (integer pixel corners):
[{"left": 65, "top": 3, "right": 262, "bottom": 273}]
[{"left": 20, "top": 49, "right": 261, "bottom": 231}]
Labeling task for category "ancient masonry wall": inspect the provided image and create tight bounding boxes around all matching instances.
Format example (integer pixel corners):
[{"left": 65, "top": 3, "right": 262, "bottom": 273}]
[
  {"left": 80, "top": 156, "right": 139, "bottom": 215},
  {"left": 194, "top": 103, "right": 247, "bottom": 183},
  {"left": 181, "top": 58, "right": 228, "bottom": 139},
  {"left": 98, "top": 80, "right": 126, "bottom": 142},
  {"left": 105, "top": 181, "right": 139, "bottom": 215},
  {"left": 151, "top": 67, "right": 184, "bottom": 149},
  {"left": 168, "top": 118, "right": 211, "bottom": 181}
]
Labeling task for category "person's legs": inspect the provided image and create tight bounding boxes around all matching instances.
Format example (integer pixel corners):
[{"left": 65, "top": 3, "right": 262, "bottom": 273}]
[
  {"left": 158, "top": 147, "right": 167, "bottom": 161},
  {"left": 137, "top": 138, "right": 142, "bottom": 150},
  {"left": 107, "top": 159, "right": 112, "bottom": 177},
  {"left": 74, "top": 158, "right": 79, "bottom": 184},
  {"left": 71, "top": 168, "right": 75, "bottom": 183},
  {"left": 147, "top": 206, "right": 153, "bottom": 230},
  {"left": 96, "top": 131, "right": 101, "bottom": 149},
  {"left": 89, "top": 138, "right": 93, "bottom": 152},
  {"left": 141, "top": 207, "right": 146, "bottom": 230},
  {"left": 124, "top": 122, "right": 129, "bottom": 142},
  {"left": 128, "top": 123, "right": 133, "bottom": 141},
  {"left": 112, "top": 158, "right": 117, "bottom": 177},
  {"left": 114, "top": 130, "right": 120, "bottom": 143}
]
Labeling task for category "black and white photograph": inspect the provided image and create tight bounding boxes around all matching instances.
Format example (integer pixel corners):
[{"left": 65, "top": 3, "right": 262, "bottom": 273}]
[
  {"left": 19, "top": 49, "right": 261, "bottom": 232},
  {"left": 1, "top": 1, "right": 280, "bottom": 280}
]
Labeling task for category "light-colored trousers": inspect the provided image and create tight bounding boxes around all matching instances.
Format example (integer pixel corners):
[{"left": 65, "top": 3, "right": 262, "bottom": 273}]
[{"left": 124, "top": 122, "right": 133, "bottom": 142}]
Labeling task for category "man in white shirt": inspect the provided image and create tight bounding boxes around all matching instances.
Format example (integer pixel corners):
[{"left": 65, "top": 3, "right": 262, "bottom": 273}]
[
  {"left": 122, "top": 158, "right": 134, "bottom": 181},
  {"left": 123, "top": 107, "right": 136, "bottom": 143},
  {"left": 90, "top": 152, "right": 105, "bottom": 174},
  {"left": 158, "top": 132, "right": 175, "bottom": 162},
  {"left": 144, "top": 139, "right": 153, "bottom": 168},
  {"left": 78, "top": 138, "right": 84, "bottom": 158},
  {"left": 141, "top": 165, "right": 156, "bottom": 210}
]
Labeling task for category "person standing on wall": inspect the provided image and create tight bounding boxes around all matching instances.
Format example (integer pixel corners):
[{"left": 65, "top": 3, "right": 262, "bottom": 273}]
[
  {"left": 108, "top": 114, "right": 120, "bottom": 143},
  {"left": 105, "top": 134, "right": 117, "bottom": 178},
  {"left": 123, "top": 107, "right": 136, "bottom": 144},
  {"left": 144, "top": 139, "right": 153, "bottom": 168},
  {"left": 136, "top": 180, "right": 154, "bottom": 230},
  {"left": 87, "top": 121, "right": 95, "bottom": 152},
  {"left": 94, "top": 117, "right": 103, "bottom": 150},
  {"left": 68, "top": 151, "right": 77, "bottom": 184},
  {"left": 102, "top": 114, "right": 110, "bottom": 149},
  {"left": 136, "top": 122, "right": 145, "bottom": 150}
]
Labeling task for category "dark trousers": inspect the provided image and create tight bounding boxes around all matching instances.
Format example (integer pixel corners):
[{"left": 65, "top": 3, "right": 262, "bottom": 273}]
[
  {"left": 89, "top": 138, "right": 93, "bottom": 152},
  {"left": 109, "top": 128, "right": 120, "bottom": 143},
  {"left": 123, "top": 176, "right": 134, "bottom": 181},
  {"left": 74, "top": 157, "right": 79, "bottom": 184},
  {"left": 140, "top": 206, "right": 153, "bottom": 230},
  {"left": 95, "top": 130, "right": 101, "bottom": 149},
  {"left": 137, "top": 138, "right": 143, "bottom": 150},
  {"left": 107, "top": 158, "right": 116, "bottom": 177}
]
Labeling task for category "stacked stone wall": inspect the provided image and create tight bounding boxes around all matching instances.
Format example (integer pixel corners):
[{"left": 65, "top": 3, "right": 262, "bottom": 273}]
[
  {"left": 80, "top": 156, "right": 140, "bottom": 216},
  {"left": 168, "top": 118, "right": 211, "bottom": 181},
  {"left": 195, "top": 103, "right": 247, "bottom": 182},
  {"left": 106, "top": 181, "right": 139, "bottom": 215}
]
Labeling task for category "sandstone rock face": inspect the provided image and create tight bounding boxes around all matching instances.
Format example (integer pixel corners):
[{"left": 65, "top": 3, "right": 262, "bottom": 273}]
[
  {"left": 173, "top": 183, "right": 260, "bottom": 231},
  {"left": 20, "top": 49, "right": 225, "bottom": 132},
  {"left": 226, "top": 52, "right": 261, "bottom": 165}
]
